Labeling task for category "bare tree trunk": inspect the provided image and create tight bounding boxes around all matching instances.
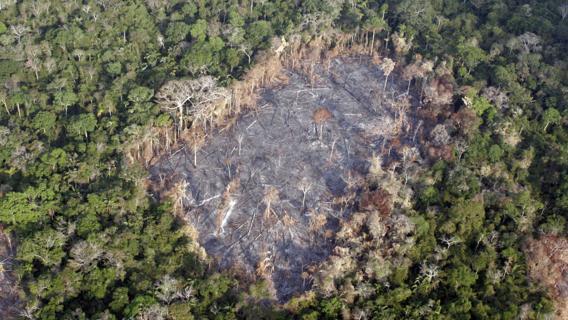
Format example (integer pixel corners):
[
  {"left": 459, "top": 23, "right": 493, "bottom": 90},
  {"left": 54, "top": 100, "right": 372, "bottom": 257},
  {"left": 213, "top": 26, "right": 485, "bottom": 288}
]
[
  {"left": 242, "top": 48, "right": 251, "bottom": 64},
  {"left": 370, "top": 31, "right": 375, "bottom": 54},
  {"left": 413, "top": 120, "right": 423, "bottom": 143},
  {"left": 237, "top": 135, "right": 243, "bottom": 156},
  {"left": 420, "top": 76, "right": 427, "bottom": 105},
  {"left": 178, "top": 104, "right": 184, "bottom": 132},
  {"left": 330, "top": 137, "right": 338, "bottom": 161},
  {"left": 164, "top": 130, "right": 170, "bottom": 152}
]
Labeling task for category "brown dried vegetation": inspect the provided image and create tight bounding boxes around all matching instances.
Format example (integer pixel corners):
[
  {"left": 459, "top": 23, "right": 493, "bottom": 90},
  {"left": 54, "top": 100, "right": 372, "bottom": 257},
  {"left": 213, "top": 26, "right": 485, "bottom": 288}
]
[
  {"left": 312, "top": 210, "right": 415, "bottom": 298},
  {"left": 312, "top": 107, "right": 333, "bottom": 140},
  {"left": 423, "top": 76, "right": 454, "bottom": 106},
  {"left": 360, "top": 188, "right": 392, "bottom": 216},
  {"left": 525, "top": 236, "right": 568, "bottom": 320}
]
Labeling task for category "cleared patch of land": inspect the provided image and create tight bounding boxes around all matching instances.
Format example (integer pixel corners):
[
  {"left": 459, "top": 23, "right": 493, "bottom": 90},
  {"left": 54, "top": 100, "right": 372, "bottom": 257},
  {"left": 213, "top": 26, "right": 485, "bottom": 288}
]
[{"left": 151, "top": 57, "right": 419, "bottom": 300}]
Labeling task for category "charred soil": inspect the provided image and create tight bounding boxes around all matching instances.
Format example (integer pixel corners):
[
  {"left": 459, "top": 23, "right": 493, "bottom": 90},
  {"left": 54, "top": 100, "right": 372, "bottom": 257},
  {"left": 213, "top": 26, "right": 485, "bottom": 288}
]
[{"left": 151, "top": 57, "right": 425, "bottom": 300}]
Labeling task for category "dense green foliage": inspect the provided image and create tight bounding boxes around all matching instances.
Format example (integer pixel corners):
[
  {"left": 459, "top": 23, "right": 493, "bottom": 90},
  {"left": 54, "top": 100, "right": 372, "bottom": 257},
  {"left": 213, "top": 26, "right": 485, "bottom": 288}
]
[{"left": 0, "top": 0, "right": 566, "bottom": 319}]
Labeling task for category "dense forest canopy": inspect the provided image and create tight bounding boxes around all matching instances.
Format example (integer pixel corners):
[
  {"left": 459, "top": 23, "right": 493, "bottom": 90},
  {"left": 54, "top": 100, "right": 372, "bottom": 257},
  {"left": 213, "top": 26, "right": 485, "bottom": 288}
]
[{"left": 0, "top": 0, "right": 566, "bottom": 319}]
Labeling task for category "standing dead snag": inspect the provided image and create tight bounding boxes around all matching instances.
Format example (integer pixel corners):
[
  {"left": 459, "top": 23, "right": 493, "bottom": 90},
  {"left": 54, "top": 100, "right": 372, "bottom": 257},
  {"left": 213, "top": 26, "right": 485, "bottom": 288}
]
[
  {"left": 169, "top": 180, "right": 193, "bottom": 216},
  {"left": 237, "top": 134, "right": 244, "bottom": 156},
  {"left": 215, "top": 179, "right": 240, "bottom": 236},
  {"left": 313, "top": 107, "right": 332, "bottom": 140},
  {"left": 298, "top": 178, "right": 312, "bottom": 209},
  {"left": 406, "top": 55, "right": 434, "bottom": 103},
  {"left": 182, "top": 128, "right": 206, "bottom": 167},
  {"left": 308, "top": 210, "right": 327, "bottom": 234},
  {"left": 402, "top": 55, "right": 426, "bottom": 95},
  {"left": 155, "top": 76, "right": 230, "bottom": 133},
  {"left": 380, "top": 58, "right": 396, "bottom": 90},
  {"left": 263, "top": 186, "right": 280, "bottom": 221},
  {"left": 256, "top": 250, "right": 274, "bottom": 278},
  {"left": 391, "top": 32, "right": 413, "bottom": 57},
  {"left": 393, "top": 96, "right": 411, "bottom": 134},
  {"left": 560, "top": 3, "right": 568, "bottom": 20}
]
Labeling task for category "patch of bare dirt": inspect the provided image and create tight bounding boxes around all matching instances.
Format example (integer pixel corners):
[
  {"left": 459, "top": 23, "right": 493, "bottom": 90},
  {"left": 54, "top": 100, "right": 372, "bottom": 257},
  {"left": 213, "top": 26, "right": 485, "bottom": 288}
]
[
  {"left": 525, "top": 235, "right": 568, "bottom": 319},
  {"left": 151, "top": 56, "right": 422, "bottom": 300}
]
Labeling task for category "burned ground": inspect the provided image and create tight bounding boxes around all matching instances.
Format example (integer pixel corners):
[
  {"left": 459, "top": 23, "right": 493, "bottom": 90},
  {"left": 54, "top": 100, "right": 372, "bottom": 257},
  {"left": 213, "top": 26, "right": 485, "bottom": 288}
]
[{"left": 151, "top": 57, "right": 420, "bottom": 300}]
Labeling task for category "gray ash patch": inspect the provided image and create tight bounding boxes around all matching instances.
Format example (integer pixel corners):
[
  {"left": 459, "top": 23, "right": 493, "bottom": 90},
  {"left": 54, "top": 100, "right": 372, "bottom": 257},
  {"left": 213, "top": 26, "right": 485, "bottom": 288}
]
[{"left": 151, "top": 57, "right": 416, "bottom": 300}]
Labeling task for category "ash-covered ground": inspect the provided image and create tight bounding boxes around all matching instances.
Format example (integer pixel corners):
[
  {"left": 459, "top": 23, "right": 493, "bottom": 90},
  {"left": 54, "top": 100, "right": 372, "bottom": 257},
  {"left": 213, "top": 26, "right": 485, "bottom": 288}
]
[{"left": 151, "top": 57, "right": 418, "bottom": 300}]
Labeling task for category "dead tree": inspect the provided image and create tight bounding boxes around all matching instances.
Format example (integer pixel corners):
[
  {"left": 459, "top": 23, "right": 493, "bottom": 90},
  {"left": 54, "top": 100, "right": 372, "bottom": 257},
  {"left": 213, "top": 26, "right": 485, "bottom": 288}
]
[
  {"left": 393, "top": 96, "right": 411, "bottom": 133},
  {"left": 380, "top": 58, "right": 395, "bottom": 90},
  {"left": 216, "top": 179, "right": 240, "bottom": 236},
  {"left": 0, "top": 0, "right": 17, "bottom": 11},
  {"left": 298, "top": 178, "right": 312, "bottom": 209},
  {"left": 312, "top": 107, "right": 332, "bottom": 140},
  {"left": 560, "top": 3, "right": 568, "bottom": 20},
  {"left": 155, "top": 76, "right": 230, "bottom": 133},
  {"left": 10, "top": 24, "right": 29, "bottom": 44},
  {"left": 400, "top": 146, "right": 419, "bottom": 185},
  {"left": 391, "top": 32, "right": 412, "bottom": 57},
  {"left": 256, "top": 250, "right": 274, "bottom": 278},
  {"left": 518, "top": 32, "right": 542, "bottom": 53},
  {"left": 171, "top": 180, "right": 192, "bottom": 215},
  {"left": 24, "top": 45, "right": 42, "bottom": 80},
  {"left": 262, "top": 186, "right": 280, "bottom": 221},
  {"left": 184, "top": 127, "right": 206, "bottom": 167},
  {"left": 420, "top": 262, "right": 439, "bottom": 282},
  {"left": 402, "top": 62, "right": 419, "bottom": 95},
  {"left": 417, "top": 59, "right": 434, "bottom": 103},
  {"left": 308, "top": 211, "right": 327, "bottom": 233},
  {"left": 430, "top": 124, "right": 451, "bottom": 147}
]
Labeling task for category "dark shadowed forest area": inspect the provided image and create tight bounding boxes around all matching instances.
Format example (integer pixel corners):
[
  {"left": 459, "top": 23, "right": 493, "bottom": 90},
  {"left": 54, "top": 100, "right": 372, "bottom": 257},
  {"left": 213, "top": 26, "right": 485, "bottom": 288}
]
[{"left": 0, "top": 1, "right": 567, "bottom": 319}]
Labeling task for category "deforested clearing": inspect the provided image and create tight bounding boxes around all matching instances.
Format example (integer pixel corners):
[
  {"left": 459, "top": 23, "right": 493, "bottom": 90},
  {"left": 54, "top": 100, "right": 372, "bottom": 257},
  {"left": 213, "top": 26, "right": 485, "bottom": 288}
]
[{"left": 151, "top": 56, "right": 424, "bottom": 300}]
